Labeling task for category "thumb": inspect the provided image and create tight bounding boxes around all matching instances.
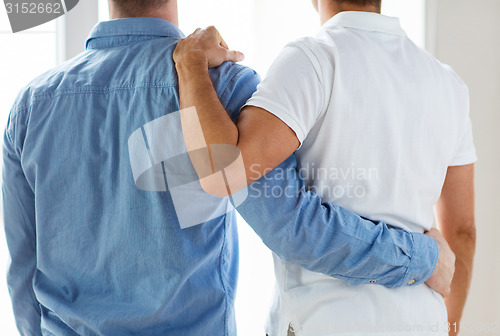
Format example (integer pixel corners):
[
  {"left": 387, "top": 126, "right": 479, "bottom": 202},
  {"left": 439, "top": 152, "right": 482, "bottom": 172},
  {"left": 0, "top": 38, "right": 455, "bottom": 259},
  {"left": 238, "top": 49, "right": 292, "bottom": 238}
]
[
  {"left": 224, "top": 49, "right": 245, "bottom": 63},
  {"left": 208, "top": 48, "right": 246, "bottom": 68}
]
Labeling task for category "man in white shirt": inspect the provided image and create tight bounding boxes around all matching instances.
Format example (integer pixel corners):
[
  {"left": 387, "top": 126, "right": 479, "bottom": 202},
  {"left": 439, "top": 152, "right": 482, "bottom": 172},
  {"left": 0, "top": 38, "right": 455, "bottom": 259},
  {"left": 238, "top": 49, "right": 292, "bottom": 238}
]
[{"left": 173, "top": 0, "right": 476, "bottom": 335}]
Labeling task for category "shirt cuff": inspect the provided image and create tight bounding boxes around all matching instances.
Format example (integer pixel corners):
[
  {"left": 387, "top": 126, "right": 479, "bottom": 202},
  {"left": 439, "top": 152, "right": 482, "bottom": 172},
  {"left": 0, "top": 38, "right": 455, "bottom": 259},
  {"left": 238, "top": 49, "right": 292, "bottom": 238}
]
[
  {"left": 449, "top": 151, "right": 478, "bottom": 167},
  {"left": 400, "top": 232, "right": 439, "bottom": 287}
]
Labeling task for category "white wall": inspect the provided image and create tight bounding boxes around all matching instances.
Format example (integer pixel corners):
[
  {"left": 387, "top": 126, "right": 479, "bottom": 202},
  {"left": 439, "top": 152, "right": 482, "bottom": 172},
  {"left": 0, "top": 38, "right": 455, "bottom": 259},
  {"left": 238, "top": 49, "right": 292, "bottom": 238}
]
[
  {"left": 426, "top": 1, "right": 500, "bottom": 335},
  {"left": 57, "top": 0, "right": 98, "bottom": 62}
]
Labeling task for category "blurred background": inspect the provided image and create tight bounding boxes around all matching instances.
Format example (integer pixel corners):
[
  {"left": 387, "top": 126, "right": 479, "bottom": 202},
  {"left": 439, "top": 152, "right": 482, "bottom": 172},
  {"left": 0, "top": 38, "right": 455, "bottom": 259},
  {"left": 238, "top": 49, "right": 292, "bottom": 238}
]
[{"left": 0, "top": 0, "right": 498, "bottom": 335}]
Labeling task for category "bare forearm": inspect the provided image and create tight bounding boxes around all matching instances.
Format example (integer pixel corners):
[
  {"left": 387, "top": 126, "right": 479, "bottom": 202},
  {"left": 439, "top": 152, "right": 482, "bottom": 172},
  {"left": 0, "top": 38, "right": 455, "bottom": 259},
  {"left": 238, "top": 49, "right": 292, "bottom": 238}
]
[
  {"left": 443, "top": 227, "right": 476, "bottom": 333},
  {"left": 175, "top": 62, "right": 299, "bottom": 191},
  {"left": 173, "top": 28, "right": 299, "bottom": 194},
  {"left": 435, "top": 164, "right": 476, "bottom": 334},
  {"left": 176, "top": 62, "right": 238, "bottom": 146}
]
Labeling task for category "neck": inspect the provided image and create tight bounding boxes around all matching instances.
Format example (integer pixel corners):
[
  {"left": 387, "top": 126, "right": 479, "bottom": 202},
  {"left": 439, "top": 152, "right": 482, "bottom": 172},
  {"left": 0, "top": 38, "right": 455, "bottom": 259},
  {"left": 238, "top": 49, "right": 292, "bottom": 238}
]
[
  {"left": 318, "top": 1, "right": 380, "bottom": 25},
  {"left": 109, "top": 0, "right": 179, "bottom": 26}
]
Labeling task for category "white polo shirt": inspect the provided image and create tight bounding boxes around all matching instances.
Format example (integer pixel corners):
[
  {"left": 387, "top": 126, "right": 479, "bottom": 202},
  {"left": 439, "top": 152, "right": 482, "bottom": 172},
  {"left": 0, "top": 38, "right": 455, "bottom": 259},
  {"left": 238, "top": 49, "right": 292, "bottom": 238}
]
[{"left": 245, "top": 11, "right": 477, "bottom": 336}]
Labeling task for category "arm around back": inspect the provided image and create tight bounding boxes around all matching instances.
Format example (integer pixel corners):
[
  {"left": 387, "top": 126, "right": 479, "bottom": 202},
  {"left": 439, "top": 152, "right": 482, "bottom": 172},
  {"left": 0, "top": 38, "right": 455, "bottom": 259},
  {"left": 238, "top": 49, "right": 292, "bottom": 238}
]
[{"left": 234, "top": 154, "right": 439, "bottom": 288}]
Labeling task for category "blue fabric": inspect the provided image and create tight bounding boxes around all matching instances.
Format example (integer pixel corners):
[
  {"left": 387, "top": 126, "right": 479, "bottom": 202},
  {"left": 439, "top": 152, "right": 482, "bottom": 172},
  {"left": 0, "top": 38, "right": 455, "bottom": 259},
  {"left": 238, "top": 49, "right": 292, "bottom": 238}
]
[{"left": 2, "top": 17, "right": 438, "bottom": 336}]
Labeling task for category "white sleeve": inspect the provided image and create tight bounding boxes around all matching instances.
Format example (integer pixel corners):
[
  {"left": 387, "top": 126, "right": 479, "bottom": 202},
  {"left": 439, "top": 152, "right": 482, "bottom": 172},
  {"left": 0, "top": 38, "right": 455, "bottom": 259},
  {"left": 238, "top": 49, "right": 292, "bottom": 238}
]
[
  {"left": 450, "top": 115, "right": 477, "bottom": 166},
  {"left": 244, "top": 42, "right": 325, "bottom": 146},
  {"left": 450, "top": 89, "right": 477, "bottom": 166}
]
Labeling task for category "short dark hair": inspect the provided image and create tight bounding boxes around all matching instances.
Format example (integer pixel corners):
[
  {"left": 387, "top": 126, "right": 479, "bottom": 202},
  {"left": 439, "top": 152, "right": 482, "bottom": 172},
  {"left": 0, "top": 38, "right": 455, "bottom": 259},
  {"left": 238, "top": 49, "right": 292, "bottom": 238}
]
[
  {"left": 336, "top": 0, "right": 382, "bottom": 10},
  {"left": 111, "top": 0, "right": 170, "bottom": 15}
]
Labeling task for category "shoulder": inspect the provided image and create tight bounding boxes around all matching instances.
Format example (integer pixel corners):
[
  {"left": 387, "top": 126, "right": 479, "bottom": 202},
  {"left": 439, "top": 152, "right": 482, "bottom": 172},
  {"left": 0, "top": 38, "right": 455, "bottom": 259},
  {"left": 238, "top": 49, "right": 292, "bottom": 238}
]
[
  {"left": 209, "top": 62, "right": 260, "bottom": 96},
  {"left": 281, "top": 36, "right": 337, "bottom": 83},
  {"left": 266, "top": 37, "right": 333, "bottom": 98},
  {"left": 410, "top": 44, "right": 469, "bottom": 95},
  {"left": 424, "top": 52, "right": 470, "bottom": 108},
  {"left": 440, "top": 63, "right": 469, "bottom": 95},
  {"left": 283, "top": 37, "right": 324, "bottom": 66},
  {"left": 10, "top": 51, "right": 93, "bottom": 114},
  {"left": 7, "top": 63, "right": 65, "bottom": 130}
]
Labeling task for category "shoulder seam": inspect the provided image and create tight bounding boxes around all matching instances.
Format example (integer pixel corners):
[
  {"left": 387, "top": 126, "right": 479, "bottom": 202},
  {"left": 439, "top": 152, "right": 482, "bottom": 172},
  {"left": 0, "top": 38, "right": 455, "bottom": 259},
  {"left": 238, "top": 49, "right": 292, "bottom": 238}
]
[
  {"left": 287, "top": 40, "right": 328, "bottom": 119},
  {"left": 219, "top": 66, "right": 256, "bottom": 109}
]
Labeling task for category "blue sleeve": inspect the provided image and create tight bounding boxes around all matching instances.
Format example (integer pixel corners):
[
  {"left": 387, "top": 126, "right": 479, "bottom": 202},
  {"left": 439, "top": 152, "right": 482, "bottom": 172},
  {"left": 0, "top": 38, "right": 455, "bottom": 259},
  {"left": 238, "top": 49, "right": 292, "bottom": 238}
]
[
  {"left": 234, "top": 155, "right": 438, "bottom": 287},
  {"left": 2, "top": 110, "right": 42, "bottom": 336},
  {"left": 218, "top": 64, "right": 438, "bottom": 287},
  {"left": 209, "top": 62, "right": 260, "bottom": 120}
]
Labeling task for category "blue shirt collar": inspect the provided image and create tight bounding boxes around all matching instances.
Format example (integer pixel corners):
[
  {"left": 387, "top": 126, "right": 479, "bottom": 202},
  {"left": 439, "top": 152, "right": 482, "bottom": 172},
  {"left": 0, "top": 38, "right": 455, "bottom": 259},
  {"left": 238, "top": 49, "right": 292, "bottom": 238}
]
[{"left": 86, "top": 17, "right": 185, "bottom": 50}]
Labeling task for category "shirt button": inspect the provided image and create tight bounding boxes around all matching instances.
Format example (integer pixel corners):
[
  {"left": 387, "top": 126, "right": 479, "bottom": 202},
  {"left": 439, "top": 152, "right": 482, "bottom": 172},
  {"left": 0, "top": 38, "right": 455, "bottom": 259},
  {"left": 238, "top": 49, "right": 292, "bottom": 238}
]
[
  {"left": 408, "top": 279, "right": 416, "bottom": 285},
  {"left": 370, "top": 280, "right": 376, "bottom": 284}
]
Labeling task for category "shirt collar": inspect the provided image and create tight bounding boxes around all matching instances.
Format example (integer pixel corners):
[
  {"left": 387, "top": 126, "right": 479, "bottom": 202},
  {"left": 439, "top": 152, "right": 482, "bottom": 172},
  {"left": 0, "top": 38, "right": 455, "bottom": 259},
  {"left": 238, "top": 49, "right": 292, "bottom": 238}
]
[
  {"left": 86, "top": 17, "right": 185, "bottom": 50},
  {"left": 323, "top": 11, "right": 407, "bottom": 37}
]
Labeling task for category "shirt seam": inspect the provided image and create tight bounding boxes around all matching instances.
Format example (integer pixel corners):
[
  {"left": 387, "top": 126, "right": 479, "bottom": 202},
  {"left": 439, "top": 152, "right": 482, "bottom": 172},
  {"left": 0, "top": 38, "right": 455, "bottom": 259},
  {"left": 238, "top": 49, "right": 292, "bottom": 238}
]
[
  {"left": 292, "top": 41, "right": 328, "bottom": 117},
  {"left": 89, "top": 30, "right": 174, "bottom": 39},
  {"left": 448, "top": 87, "right": 472, "bottom": 166},
  {"left": 397, "top": 233, "right": 416, "bottom": 287},
  {"left": 5, "top": 117, "right": 17, "bottom": 146},
  {"left": 87, "top": 35, "right": 173, "bottom": 50},
  {"left": 218, "top": 215, "right": 229, "bottom": 336},
  {"left": 6, "top": 107, "right": 31, "bottom": 157},
  {"left": 449, "top": 151, "right": 478, "bottom": 166},
  {"left": 89, "top": 30, "right": 180, "bottom": 39},
  {"left": 10, "top": 84, "right": 178, "bottom": 118},
  {"left": 31, "top": 83, "right": 178, "bottom": 99}
]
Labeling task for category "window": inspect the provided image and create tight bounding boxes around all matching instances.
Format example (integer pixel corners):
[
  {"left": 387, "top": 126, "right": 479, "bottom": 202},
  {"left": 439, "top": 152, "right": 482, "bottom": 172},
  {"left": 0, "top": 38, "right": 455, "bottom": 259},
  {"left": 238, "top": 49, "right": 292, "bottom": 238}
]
[
  {"left": 382, "top": 0, "right": 425, "bottom": 47},
  {"left": 1, "top": 1, "right": 425, "bottom": 334}
]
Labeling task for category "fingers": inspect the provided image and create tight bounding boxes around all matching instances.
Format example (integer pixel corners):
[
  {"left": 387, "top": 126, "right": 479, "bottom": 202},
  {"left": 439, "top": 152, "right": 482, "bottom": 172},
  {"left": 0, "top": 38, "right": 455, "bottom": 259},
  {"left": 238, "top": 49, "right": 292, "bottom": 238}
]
[
  {"left": 206, "top": 49, "right": 245, "bottom": 68},
  {"left": 206, "top": 26, "right": 230, "bottom": 51},
  {"left": 202, "top": 26, "right": 245, "bottom": 64},
  {"left": 425, "top": 228, "right": 444, "bottom": 241},
  {"left": 224, "top": 49, "right": 245, "bottom": 63},
  {"left": 187, "top": 28, "right": 202, "bottom": 39},
  {"left": 217, "top": 32, "right": 229, "bottom": 50},
  {"left": 212, "top": 27, "right": 244, "bottom": 63},
  {"left": 219, "top": 37, "right": 229, "bottom": 50},
  {"left": 180, "top": 26, "right": 245, "bottom": 68}
]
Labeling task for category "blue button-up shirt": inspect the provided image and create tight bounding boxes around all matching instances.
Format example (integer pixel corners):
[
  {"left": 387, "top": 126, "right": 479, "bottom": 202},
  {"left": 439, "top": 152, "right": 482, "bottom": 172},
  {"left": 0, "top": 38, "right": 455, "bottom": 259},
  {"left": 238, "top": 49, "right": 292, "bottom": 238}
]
[{"left": 3, "top": 18, "right": 438, "bottom": 336}]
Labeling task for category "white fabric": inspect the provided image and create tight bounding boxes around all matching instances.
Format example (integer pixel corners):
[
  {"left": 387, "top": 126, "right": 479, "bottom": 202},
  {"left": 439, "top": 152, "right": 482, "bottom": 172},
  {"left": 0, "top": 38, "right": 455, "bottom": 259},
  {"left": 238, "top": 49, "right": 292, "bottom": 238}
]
[{"left": 245, "top": 11, "right": 477, "bottom": 336}]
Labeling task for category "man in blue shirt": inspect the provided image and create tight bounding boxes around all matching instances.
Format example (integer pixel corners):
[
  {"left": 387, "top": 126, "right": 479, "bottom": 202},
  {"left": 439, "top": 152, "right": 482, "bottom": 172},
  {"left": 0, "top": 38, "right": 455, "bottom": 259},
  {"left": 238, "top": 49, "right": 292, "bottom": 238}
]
[{"left": 2, "top": 1, "right": 454, "bottom": 335}]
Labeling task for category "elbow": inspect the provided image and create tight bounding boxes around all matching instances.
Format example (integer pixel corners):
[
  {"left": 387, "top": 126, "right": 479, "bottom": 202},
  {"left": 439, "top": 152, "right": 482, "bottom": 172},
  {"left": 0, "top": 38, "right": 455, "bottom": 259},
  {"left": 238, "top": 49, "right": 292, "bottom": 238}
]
[
  {"left": 198, "top": 145, "right": 249, "bottom": 197},
  {"left": 199, "top": 177, "right": 233, "bottom": 198},
  {"left": 446, "top": 219, "right": 476, "bottom": 243},
  {"left": 461, "top": 222, "right": 477, "bottom": 242},
  {"left": 198, "top": 167, "right": 248, "bottom": 198},
  {"left": 458, "top": 217, "right": 476, "bottom": 239}
]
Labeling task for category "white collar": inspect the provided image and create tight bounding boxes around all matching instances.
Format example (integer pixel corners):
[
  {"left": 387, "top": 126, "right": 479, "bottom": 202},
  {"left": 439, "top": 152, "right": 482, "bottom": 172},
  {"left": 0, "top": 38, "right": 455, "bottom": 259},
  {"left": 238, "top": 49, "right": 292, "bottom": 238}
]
[{"left": 323, "top": 11, "right": 407, "bottom": 37}]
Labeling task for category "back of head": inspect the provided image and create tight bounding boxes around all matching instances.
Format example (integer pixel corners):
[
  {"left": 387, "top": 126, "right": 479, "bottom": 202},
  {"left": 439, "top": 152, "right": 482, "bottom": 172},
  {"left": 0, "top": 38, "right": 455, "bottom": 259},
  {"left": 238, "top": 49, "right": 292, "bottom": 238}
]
[
  {"left": 335, "top": 0, "right": 382, "bottom": 11},
  {"left": 110, "top": 0, "right": 171, "bottom": 17}
]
